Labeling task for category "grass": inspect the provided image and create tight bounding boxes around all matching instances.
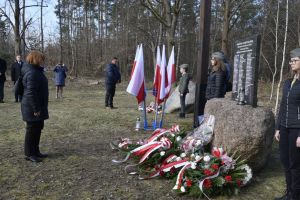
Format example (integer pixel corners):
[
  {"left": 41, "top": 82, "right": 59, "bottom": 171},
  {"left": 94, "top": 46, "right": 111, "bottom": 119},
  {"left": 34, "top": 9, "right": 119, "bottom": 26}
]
[{"left": 0, "top": 76, "right": 284, "bottom": 199}]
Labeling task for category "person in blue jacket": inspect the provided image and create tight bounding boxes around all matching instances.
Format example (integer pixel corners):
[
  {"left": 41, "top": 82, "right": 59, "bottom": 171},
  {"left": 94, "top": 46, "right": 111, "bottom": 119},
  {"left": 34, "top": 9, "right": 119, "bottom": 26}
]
[
  {"left": 105, "top": 57, "right": 121, "bottom": 109},
  {"left": 53, "top": 63, "right": 68, "bottom": 99},
  {"left": 275, "top": 48, "right": 300, "bottom": 200}
]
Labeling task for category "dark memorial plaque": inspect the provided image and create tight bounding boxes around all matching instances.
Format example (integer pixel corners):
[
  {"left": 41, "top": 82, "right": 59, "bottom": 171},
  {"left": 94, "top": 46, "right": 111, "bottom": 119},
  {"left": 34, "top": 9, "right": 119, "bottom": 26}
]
[{"left": 232, "top": 35, "right": 261, "bottom": 107}]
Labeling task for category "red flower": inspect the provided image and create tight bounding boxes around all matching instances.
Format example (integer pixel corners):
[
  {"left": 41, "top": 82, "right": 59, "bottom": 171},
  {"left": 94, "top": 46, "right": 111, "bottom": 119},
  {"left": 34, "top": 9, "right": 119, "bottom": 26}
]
[
  {"left": 154, "top": 165, "right": 160, "bottom": 170},
  {"left": 225, "top": 175, "right": 232, "bottom": 182},
  {"left": 204, "top": 169, "right": 213, "bottom": 176},
  {"left": 236, "top": 179, "right": 242, "bottom": 187},
  {"left": 159, "top": 170, "right": 165, "bottom": 176},
  {"left": 211, "top": 164, "right": 219, "bottom": 170},
  {"left": 203, "top": 179, "right": 213, "bottom": 189},
  {"left": 212, "top": 149, "right": 221, "bottom": 158},
  {"left": 170, "top": 167, "right": 176, "bottom": 174},
  {"left": 186, "top": 179, "right": 193, "bottom": 187}
]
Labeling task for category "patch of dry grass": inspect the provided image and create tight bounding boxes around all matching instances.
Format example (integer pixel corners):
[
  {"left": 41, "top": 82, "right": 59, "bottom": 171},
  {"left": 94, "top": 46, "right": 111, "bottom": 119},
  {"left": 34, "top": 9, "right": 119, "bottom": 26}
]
[{"left": 0, "top": 77, "right": 284, "bottom": 199}]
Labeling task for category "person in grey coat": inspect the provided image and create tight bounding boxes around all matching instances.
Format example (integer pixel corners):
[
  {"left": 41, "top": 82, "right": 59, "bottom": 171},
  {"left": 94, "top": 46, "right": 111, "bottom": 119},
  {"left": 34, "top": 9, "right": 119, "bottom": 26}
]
[
  {"left": 178, "top": 64, "right": 190, "bottom": 118},
  {"left": 53, "top": 63, "right": 68, "bottom": 99}
]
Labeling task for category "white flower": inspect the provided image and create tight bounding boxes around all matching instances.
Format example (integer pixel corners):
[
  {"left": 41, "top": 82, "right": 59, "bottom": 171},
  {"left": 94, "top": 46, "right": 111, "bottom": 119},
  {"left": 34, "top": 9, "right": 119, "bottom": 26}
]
[
  {"left": 176, "top": 157, "right": 182, "bottom": 161},
  {"left": 180, "top": 186, "right": 186, "bottom": 193},
  {"left": 176, "top": 136, "right": 182, "bottom": 142},
  {"left": 173, "top": 185, "right": 178, "bottom": 190},
  {"left": 160, "top": 151, "right": 165, "bottom": 156},
  {"left": 191, "top": 162, "right": 197, "bottom": 169},
  {"left": 240, "top": 165, "right": 253, "bottom": 185},
  {"left": 190, "top": 154, "right": 195, "bottom": 158},
  {"left": 195, "top": 155, "right": 202, "bottom": 161},
  {"left": 180, "top": 153, "right": 186, "bottom": 158},
  {"left": 195, "top": 140, "right": 202, "bottom": 146},
  {"left": 170, "top": 133, "right": 175, "bottom": 137},
  {"left": 203, "top": 155, "right": 211, "bottom": 162}
]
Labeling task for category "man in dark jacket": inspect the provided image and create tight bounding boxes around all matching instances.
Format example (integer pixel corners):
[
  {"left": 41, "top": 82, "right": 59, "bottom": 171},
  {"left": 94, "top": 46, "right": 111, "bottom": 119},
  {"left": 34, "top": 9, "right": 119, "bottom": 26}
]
[
  {"left": 105, "top": 57, "right": 121, "bottom": 109},
  {"left": 11, "top": 55, "right": 23, "bottom": 102},
  {"left": 0, "top": 57, "right": 7, "bottom": 103}
]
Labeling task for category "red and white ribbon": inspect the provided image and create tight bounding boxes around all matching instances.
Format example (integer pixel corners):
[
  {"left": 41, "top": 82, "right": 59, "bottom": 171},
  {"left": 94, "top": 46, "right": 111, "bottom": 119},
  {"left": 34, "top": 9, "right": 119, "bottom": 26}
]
[{"left": 112, "top": 137, "right": 172, "bottom": 164}]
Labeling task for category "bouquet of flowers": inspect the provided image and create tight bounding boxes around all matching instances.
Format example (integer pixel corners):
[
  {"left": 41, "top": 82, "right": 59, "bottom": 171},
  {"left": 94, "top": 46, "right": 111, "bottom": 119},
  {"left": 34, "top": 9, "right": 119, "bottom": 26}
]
[{"left": 111, "top": 119, "right": 252, "bottom": 198}]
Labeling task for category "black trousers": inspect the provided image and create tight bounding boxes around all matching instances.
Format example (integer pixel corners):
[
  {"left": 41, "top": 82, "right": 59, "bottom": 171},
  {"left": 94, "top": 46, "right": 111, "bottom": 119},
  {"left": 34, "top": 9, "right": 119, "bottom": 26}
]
[
  {"left": 13, "top": 81, "right": 22, "bottom": 102},
  {"left": 0, "top": 80, "right": 4, "bottom": 101},
  {"left": 105, "top": 84, "right": 116, "bottom": 107},
  {"left": 24, "top": 121, "right": 44, "bottom": 157},
  {"left": 279, "top": 126, "right": 300, "bottom": 198},
  {"left": 180, "top": 93, "right": 187, "bottom": 117}
]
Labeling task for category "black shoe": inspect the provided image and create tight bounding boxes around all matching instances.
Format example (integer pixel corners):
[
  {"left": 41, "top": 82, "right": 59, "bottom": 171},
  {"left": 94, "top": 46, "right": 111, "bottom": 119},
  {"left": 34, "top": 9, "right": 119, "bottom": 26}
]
[
  {"left": 110, "top": 106, "right": 117, "bottom": 109},
  {"left": 0, "top": 100, "right": 4, "bottom": 103},
  {"left": 25, "top": 156, "right": 42, "bottom": 163},
  {"left": 37, "top": 152, "right": 48, "bottom": 158}
]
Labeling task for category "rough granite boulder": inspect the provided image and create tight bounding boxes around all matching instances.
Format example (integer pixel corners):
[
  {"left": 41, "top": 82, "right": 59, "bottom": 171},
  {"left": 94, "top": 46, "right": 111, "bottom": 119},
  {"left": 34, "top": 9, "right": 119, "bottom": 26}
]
[
  {"left": 165, "top": 81, "right": 195, "bottom": 113},
  {"left": 205, "top": 98, "right": 275, "bottom": 172}
]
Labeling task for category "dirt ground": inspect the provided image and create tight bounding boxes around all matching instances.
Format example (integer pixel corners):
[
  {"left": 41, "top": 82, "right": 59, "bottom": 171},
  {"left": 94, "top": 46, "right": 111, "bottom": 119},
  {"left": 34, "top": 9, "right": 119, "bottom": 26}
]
[{"left": 0, "top": 77, "right": 285, "bottom": 200}]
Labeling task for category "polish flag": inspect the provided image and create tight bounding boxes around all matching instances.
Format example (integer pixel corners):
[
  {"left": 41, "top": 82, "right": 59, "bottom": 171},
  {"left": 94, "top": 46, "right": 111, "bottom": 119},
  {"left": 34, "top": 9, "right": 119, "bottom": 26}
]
[
  {"left": 127, "top": 45, "right": 146, "bottom": 104},
  {"left": 166, "top": 46, "right": 176, "bottom": 96},
  {"left": 157, "top": 45, "right": 167, "bottom": 104},
  {"left": 130, "top": 45, "right": 140, "bottom": 77},
  {"left": 152, "top": 46, "right": 161, "bottom": 97}
]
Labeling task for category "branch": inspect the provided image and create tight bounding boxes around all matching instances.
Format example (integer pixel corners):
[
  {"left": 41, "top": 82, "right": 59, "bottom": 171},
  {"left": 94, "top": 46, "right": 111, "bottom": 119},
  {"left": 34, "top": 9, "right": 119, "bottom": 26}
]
[
  {"left": 0, "top": 7, "right": 14, "bottom": 27},
  {"left": 8, "top": 0, "right": 15, "bottom": 15},
  {"left": 229, "top": 15, "right": 240, "bottom": 31},
  {"left": 20, "top": 18, "right": 33, "bottom": 37},
  {"left": 21, "top": 4, "right": 48, "bottom": 10},
  {"left": 229, "top": 1, "right": 247, "bottom": 22},
  {"left": 140, "top": 0, "right": 169, "bottom": 27},
  {"left": 261, "top": 52, "right": 274, "bottom": 75}
]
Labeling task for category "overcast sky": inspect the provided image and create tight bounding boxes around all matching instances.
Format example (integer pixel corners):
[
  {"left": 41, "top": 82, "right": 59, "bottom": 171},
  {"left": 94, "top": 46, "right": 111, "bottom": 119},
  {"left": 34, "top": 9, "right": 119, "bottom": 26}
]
[{"left": 1, "top": 0, "right": 58, "bottom": 41}]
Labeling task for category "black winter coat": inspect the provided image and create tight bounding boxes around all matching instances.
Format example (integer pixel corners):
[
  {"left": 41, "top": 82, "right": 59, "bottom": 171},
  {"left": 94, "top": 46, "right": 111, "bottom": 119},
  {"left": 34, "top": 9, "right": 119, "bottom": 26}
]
[
  {"left": 105, "top": 63, "right": 121, "bottom": 85},
  {"left": 0, "top": 58, "right": 7, "bottom": 82},
  {"left": 11, "top": 61, "right": 23, "bottom": 82},
  {"left": 21, "top": 63, "right": 49, "bottom": 122},
  {"left": 205, "top": 70, "right": 226, "bottom": 100},
  {"left": 276, "top": 78, "right": 300, "bottom": 135}
]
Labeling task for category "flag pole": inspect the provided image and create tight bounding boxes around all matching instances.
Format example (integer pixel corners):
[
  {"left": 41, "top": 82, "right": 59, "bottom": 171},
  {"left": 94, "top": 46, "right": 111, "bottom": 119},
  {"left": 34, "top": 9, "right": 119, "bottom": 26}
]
[
  {"left": 159, "top": 99, "right": 166, "bottom": 128},
  {"left": 143, "top": 97, "right": 148, "bottom": 130},
  {"left": 153, "top": 97, "right": 159, "bottom": 129}
]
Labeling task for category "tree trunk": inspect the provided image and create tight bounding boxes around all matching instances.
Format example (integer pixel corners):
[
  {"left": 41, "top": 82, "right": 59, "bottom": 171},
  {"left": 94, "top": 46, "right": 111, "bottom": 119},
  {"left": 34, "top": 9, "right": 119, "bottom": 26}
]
[
  {"left": 14, "top": 0, "right": 21, "bottom": 56},
  {"left": 221, "top": 0, "right": 230, "bottom": 56},
  {"left": 275, "top": 0, "right": 289, "bottom": 116},
  {"left": 40, "top": 0, "right": 44, "bottom": 52}
]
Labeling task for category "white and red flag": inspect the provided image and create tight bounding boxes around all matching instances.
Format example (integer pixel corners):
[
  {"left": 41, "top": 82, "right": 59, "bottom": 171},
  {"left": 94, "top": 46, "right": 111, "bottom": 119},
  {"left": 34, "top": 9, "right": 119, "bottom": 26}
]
[
  {"left": 152, "top": 46, "right": 161, "bottom": 97},
  {"left": 166, "top": 46, "right": 176, "bottom": 96},
  {"left": 157, "top": 45, "right": 168, "bottom": 104},
  {"left": 130, "top": 45, "right": 140, "bottom": 77},
  {"left": 126, "top": 45, "right": 146, "bottom": 104}
]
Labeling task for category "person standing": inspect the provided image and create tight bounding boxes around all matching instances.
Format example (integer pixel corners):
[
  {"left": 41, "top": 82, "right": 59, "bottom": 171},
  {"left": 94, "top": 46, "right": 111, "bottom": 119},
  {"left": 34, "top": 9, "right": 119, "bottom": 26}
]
[
  {"left": 205, "top": 52, "right": 227, "bottom": 100},
  {"left": 178, "top": 64, "right": 190, "bottom": 118},
  {"left": 11, "top": 55, "right": 23, "bottom": 102},
  {"left": 0, "top": 57, "right": 7, "bottom": 103},
  {"left": 53, "top": 63, "right": 68, "bottom": 99},
  {"left": 21, "top": 51, "right": 49, "bottom": 163},
  {"left": 105, "top": 57, "right": 121, "bottom": 109},
  {"left": 274, "top": 48, "right": 300, "bottom": 200}
]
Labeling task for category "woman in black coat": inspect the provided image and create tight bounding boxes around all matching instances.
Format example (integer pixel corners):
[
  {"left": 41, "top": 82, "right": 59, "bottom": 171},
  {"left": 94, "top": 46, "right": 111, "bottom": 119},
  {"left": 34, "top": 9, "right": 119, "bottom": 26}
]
[
  {"left": 275, "top": 48, "right": 300, "bottom": 200},
  {"left": 205, "top": 52, "right": 226, "bottom": 100},
  {"left": 21, "top": 51, "right": 49, "bottom": 163}
]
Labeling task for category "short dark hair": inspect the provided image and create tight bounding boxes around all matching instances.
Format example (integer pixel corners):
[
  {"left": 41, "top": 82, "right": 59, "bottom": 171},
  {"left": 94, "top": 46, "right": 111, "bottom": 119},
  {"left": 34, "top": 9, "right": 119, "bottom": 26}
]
[{"left": 112, "top": 57, "right": 118, "bottom": 60}]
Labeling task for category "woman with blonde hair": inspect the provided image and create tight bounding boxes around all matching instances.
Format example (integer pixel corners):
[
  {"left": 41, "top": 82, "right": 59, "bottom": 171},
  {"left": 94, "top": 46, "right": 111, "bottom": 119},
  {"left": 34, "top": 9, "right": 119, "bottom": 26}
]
[
  {"left": 205, "top": 51, "right": 227, "bottom": 100},
  {"left": 274, "top": 48, "right": 300, "bottom": 200},
  {"left": 21, "top": 51, "right": 49, "bottom": 163}
]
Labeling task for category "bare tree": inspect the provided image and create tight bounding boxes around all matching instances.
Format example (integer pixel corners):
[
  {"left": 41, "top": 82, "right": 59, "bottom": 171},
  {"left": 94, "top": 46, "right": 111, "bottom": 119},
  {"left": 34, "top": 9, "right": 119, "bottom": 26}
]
[{"left": 275, "top": 0, "right": 289, "bottom": 115}]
